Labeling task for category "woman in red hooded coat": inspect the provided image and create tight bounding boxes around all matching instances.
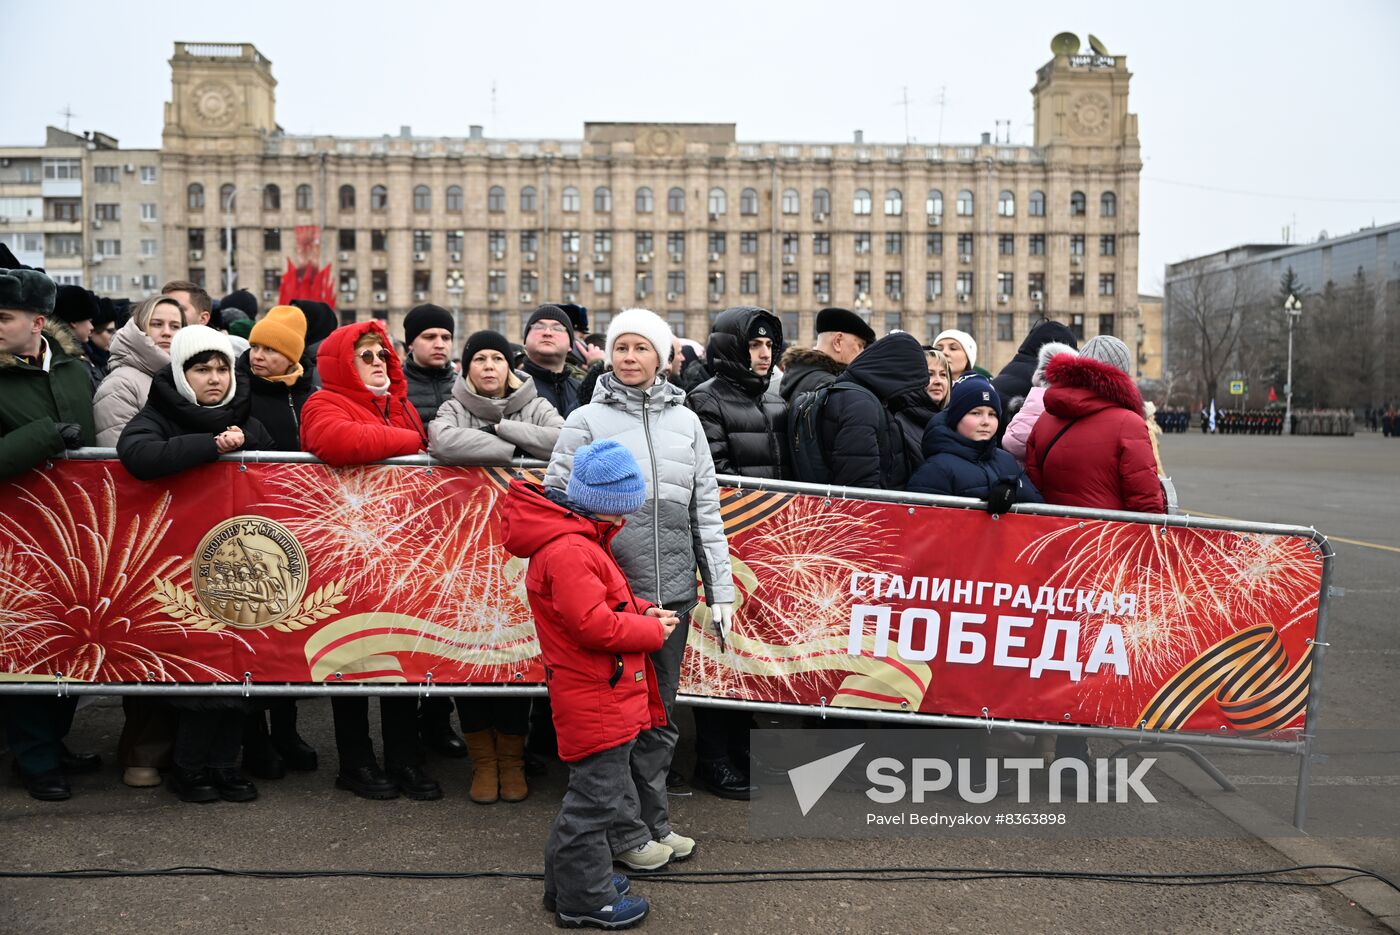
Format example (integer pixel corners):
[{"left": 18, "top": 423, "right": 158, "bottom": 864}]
[{"left": 299, "top": 320, "right": 437, "bottom": 800}]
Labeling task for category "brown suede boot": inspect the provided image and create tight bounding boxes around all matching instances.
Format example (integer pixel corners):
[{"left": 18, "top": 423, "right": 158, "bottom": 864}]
[
  {"left": 463, "top": 730, "right": 499, "bottom": 804},
  {"left": 496, "top": 732, "right": 529, "bottom": 803}
]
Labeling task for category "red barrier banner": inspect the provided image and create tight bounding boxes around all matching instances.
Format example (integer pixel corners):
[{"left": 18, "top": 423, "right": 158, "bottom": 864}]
[{"left": 0, "top": 460, "right": 1323, "bottom": 736}]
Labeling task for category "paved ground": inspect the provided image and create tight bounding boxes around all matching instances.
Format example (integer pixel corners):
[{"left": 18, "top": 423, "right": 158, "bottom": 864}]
[{"left": 1, "top": 432, "right": 1396, "bottom": 933}]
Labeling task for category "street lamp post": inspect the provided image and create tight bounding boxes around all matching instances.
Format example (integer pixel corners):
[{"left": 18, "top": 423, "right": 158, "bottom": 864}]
[
  {"left": 1283, "top": 293, "right": 1302, "bottom": 435},
  {"left": 223, "top": 186, "right": 238, "bottom": 295}
]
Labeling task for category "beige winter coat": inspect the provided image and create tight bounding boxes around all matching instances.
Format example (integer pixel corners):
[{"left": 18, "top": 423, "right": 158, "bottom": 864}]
[
  {"left": 92, "top": 318, "right": 170, "bottom": 447},
  {"left": 428, "top": 371, "right": 563, "bottom": 465}
]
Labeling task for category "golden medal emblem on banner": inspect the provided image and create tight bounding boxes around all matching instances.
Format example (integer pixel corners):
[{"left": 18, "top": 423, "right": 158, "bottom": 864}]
[{"left": 190, "top": 516, "right": 310, "bottom": 630}]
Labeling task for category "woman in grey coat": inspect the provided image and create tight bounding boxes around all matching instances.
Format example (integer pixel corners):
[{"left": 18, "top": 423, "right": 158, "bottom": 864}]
[
  {"left": 544, "top": 307, "right": 734, "bottom": 872},
  {"left": 93, "top": 295, "right": 186, "bottom": 446}
]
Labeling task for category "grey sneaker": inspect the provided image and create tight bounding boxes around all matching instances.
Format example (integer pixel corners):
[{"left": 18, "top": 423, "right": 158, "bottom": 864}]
[{"left": 657, "top": 830, "right": 695, "bottom": 861}]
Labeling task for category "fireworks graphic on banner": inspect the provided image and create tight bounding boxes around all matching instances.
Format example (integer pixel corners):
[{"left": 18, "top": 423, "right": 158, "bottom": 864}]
[{"left": 0, "top": 470, "right": 247, "bottom": 681}]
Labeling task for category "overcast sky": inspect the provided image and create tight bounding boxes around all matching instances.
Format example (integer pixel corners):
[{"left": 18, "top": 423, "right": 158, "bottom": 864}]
[{"left": 7, "top": 0, "right": 1398, "bottom": 290}]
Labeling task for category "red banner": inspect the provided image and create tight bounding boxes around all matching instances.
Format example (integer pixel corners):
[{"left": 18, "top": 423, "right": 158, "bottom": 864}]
[{"left": 0, "top": 460, "right": 1323, "bottom": 736}]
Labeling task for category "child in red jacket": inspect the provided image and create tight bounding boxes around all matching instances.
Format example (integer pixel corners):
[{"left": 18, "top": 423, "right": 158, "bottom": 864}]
[{"left": 502, "top": 439, "right": 677, "bottom": 930}]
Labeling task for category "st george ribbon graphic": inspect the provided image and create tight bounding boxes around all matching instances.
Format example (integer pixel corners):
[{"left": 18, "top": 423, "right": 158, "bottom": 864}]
[{"left": 0, "top": 460, "right": 1325, "bottom": 738}]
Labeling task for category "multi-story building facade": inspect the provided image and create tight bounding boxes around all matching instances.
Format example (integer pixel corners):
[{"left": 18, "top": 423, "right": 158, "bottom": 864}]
[
  {"left": 0, "top": 128, "right": 162, "bottom": 295},
  {"left": 156, "top": 40, "right": 1142, "bottom": 371}
]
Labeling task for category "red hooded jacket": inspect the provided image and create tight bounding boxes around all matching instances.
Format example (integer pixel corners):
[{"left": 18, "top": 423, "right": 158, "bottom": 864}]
[
  {"left": 1025, "top": 353, "right": 1166, "bottom": 514},
  {"left": 501, "top": 480, "right": 666, "bottom": 762},
  {"left": 299, "top": 320, "right": 428, "bottom": 466}
]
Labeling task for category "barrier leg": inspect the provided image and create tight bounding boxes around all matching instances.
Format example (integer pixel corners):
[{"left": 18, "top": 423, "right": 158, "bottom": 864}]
[{"left": 1114, "top": 741, "right": 1237, "bottom": 793}]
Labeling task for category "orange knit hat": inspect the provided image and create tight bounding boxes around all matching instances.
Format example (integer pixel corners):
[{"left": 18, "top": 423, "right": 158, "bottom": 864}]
[{"left": 249, "top": 305, "right": 307, "bottom": 362}]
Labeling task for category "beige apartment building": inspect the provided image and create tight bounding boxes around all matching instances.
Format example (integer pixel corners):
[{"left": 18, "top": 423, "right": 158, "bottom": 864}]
[
  {"left": 159, "top": 40, "right": 1141, "bottom": 372},
  {"left": 0, "top": 128, "right": 162, "bottom": 298}
]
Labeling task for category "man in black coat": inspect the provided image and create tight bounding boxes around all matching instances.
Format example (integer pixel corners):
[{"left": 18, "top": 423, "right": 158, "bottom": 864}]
[
  {"left": 819, "top": 332, "right": 929, "bottom": 490},
  {"left": 990, "top": 318, "right": 1078, "bottom": 404},
  {"left": 777, "top": 306, "right": 875, "bottom": 406},
  {"left": 401, "top": 304, "right": 457, "bottom": 423},
  {"left": 520, "top": 304, "right": 583, "bottom": 416},
  {"left": 687, "top": 306, "right": 788, "bottom": 480}
]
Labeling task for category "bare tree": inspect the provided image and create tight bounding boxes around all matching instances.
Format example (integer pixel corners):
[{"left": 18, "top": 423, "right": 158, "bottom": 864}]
[{"left": 1166, "top": 263, "right": 1267, "bottom": 405}]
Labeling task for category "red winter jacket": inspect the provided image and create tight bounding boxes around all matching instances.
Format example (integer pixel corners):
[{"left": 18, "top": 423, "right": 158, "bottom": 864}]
[
  {"left": 501, "top": 480, "right": 667, "bottom": 762},
  {"left": 300, "top": 320, "right": 428, "bottom": 466},
  {"left": 1025, "top": 354, "right": 1166, "bottom": 514}
]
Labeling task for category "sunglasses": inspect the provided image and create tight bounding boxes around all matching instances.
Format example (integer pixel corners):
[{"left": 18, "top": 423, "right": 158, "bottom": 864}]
[{"left": 357, "top": 349, "right": 390, "bottom": 365}]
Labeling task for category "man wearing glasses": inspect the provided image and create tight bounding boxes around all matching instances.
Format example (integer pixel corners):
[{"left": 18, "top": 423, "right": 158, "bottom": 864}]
[{"left": 521, "top": 305, "right": 583, "bottom": 417}]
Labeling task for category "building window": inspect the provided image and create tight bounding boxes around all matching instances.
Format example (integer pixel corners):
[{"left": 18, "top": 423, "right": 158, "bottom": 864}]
[
  {"left": 813, "top": 272, "right": 830, "bottom": 296},
  {"left": 1100, "top": 235, "right": 1116, "bottom": 257},
  {"left": 635, "top": 186, "right": 653, "bottom": 213},
  {"left": 488, "top": 270, "right": 506, "bottom": 294},
  {"left": 1100, "top": 191, "right": 1117, "bottom": 217},
  {"left": 634, "top": 231, "right": 652, "bottom": 256},
  {"left": 1028, "top": 272, "right": 1045, "bottom": 297},
  {"left": 339, "top": 269, "right": 358, "bottom": 294},
  {"left": 49, "top": 200, "right": 79, "bottom": 221},
  {"left": 94, "top": 203, "right": 120, "bottom": 222},
  {"left": 741, "top": 188, "right": 759, "bottom": 215},
  {"left": 1070, "top": 235, "right": 1085, "bottom": 256},
  {"left": 487, "top": 185, "right": 505, "bottom": 212},
  {"left": 667, "top": 187, "right": 685, "bottom": 213},
  {"left": 519, "top": 230, "right": 537, "bottom": 253},
  {"left": 853, "top": 189, "right": 872, "bottom": 215},
  {"left": 885, "top": 232, "right": 903, "bottom": 255},
  {"left": 371, "top": 229, "right": 388, "bottom": 251},
  {"left": 957, "top": 312, "right": 975, "bottom": 335},
  {"left": 853, "top": 271, "right": 871, "bottom": 297},
  {"left": 667, "top": 310, "right": 686, "bottom": 338},
  {"left": 663, "top": 232, "right": 685, "bottom": 261},
  {"left": 264, "top": 228, "right": 281, "bottom": 252},
  {"left": 371, "top": 185, "right": 389, "bottom": 211},
  {"left": 488, "top": 230, "right": 507, "bottom": 254},
  {"left": 740, "top": 271, "right": 758, "bottom": 294},
  {"left": 854, "top": 233, "right": 871, "bottom": 255},
  {"left": 1069, "top": 273, "right": 1085, "bottom": 296},
  {"left": 740, "top": 232, "right": 758, "bottom": 254},
  {"left": 408, "top": 185, "right": 428, "bottom": 212},
  {"left": 520, "top": 186, "right": 537, "bottom": 212},
  {"left": 1098, "top": 273, "right": 1116, "bottom": 296},
  {"left": 563, "top": 270, "right": 581, "bottom": 294},
  {"left": 1070, "top": 191, "right": 1086, "bottom": 217},
  {"left": 141, "top": 166, "right": 158, "bottom": 184},
  {"left": 927, "top": 232, "right": 943, "bottom": 256},
  {"left": 296, "top": 184, "right": 313, "bottom": 211},
  {"left": 708, "top": 187, "right": 726, "bottom": 216},
  {"left": 782, "top": 272, "right": 798, "bottom": 295},
  {"left": 926, "top": 189, "right": 944, "bottom": 218},
  {"left": 562, "top": 230, "right": 581, "bottom": 254},
  {"left": 339, "top": 185, "right": 356, "bottom": 211},
  {"left": 141, "top": 203, "right": 158, "bottom": 221},
  {"left": 414, "top": 230, "right": 432, "bottom": 252},
  {"left": 94, "top": 239, "right": 121, "bottom": 256},
  {"left": 782, "top": 188, "right": 799, "bottom": 215},
  {"left": 812, "top": 188, "right": 831, "bottom": 216},
  {"left": 44, "top": 158, "right": 81, "bottom": 180},
  {"left": 706, "top": 272, "right": 727, "bottom": 300},
  {"left": 1098, "top": 313, "right": 1116, "bottom": 337},
  {"left": 188, "top": 183, "right": 205, "bottom": 210},
  {"left": 884, "top": 189, "right": 903, "bottom": 216},
  {"left": 1029, "top": 234, "right": 1046, "bottom": 256},
  {"left": 51, "top": 234, "right": 81, "bottom": 256},
  {"left": 562, "top": 186, "right": 580, "bottom": 213},
  {"left": 94, "top": 165, "right": 119, "bottom": 184},
  {"left": 218, "top": 184, "right": 236, "bottom": 211},
  {"left": 666, "top": 270, "right": 686, "bottom": 295},
  {"left": 595, "top": 230, "right": 613, "bottom": 254},
  {"left": 1070, "top": 313, "right": 1084, "bottom": 341},
  {"left": 443, "top": 185, "right": 462, "bottom": 212},
  {"left": 339, "top": 229, "right": 356, "bottom": 250},
  {"left": 813, "top": 233, "right": 830, "bottom": 255},
  {"left": 957, "top": 233, "right": 973, "bottom": 257},
  {"left": 926, "top": 272, "right": 943, "bottom": 300},
  {"left": 885, "top": 271, "right": 903, "bottom": 298},
  {"left": 141, "top": 239, "right": 158, "bottom": 257},
  {"left": 636, "top": 271, "right": 653, "bottom": 297},
  {"left": 264, "top": 268, "right": 281, "bottom": 293},
  {"left": 997, "top": 271, "right": 1014, "bottom": 296},
  {"left": 188, "top": 229, "right": 206, "bottom": 251},
  {"left": 1028, "top": 190, "right": 1046, "bottom": 217},
  {"left": 956, "top": 272, "right": 973, "bottom": 296},
  {"left": 885, "top": 311, "right": 902, "bottom": 334},
  {"left": 997, "top": 312, "right": 1014, "bottom": 341},
  {"left": 998, "top": 234, "right": 1014, "bottom": 256},
  {"left": 956, "top": 190, "right": 974, "bottom": 216},
  {"left": 520, "top": 270, "right": 538, "bottom": 294},
  {"left": 262, "top": 184, "right": 281, "bottom": 210},
  {"left": 997, "top": 190, "right": 1015, "bottom": 217},
  {"left": 925, "top": 313, "right": 943, "bottom": 339},
  {"left": 595, "top": 270, "right": 613, "bottom": 294},
  {"left": 594, "top": 186, "right": 612, "bottom": 212},
  {"left": 708, "top": 232, "right": 726, "bottom": 255},
  {"left": 782, "top": 233, "right": 799, "bottom": 255}
]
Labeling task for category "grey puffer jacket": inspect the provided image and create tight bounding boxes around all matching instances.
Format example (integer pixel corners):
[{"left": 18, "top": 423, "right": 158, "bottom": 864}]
[
  {"left": 544, "top": 372, "right": 735, "bottom": 609},
  {"left": 429, "top": 371, "right": 563, "bottom": 465},
  {"left": 93, "top": 317, "right": 171, "bottom": 447}
]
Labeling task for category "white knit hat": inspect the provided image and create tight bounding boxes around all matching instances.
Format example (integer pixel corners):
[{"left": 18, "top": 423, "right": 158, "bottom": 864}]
[
  {"left": 169, "top": 324, "right": 236, "bottom": 408},
  {"left": 932, "top": 328, "right": 978, "bottom": 370},
  {"left": 606, "top": 307, "right": 675, "bottom": 366},
  {"left": 1033, "top": 341, "right": 1077, "bottom": 388}
]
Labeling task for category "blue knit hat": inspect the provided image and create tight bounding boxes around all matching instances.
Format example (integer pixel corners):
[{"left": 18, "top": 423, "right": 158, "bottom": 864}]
[
  {"left": 567, "top": 439, "right": 647, "bottom": 516},
  {"left": 944, "top": 374, "right": 1002, "bottom": 428}
]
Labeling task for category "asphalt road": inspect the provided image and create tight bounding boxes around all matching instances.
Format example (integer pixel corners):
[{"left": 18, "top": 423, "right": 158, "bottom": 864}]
[{"left": 2, "top": 432, "right": 1396, "bottom": 934}]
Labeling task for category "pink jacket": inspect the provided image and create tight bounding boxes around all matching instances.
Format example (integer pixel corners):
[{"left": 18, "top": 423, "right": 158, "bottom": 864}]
[{"left": 1001, "top": 385, "right": 1045, "bottom": 466}]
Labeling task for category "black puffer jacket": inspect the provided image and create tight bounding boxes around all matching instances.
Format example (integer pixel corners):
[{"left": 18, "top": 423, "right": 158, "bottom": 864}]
[
  {"left": 686, "top": 306, "right": 788, "bottom": 479},
  {"left": 402, "top": 356, "right": 456, "bottom": 423},
  {"left": 819, "top": 332, "right": 929, "bottom": 490},
  {"left": 991, "top": 319, "right": 1078, "bottom": 403},
  {"left": 522, "top": 357, "right": 582, "bottom": 416},
  {"left": 890, "top": 387, "right": 942, "bottom": 473},
  {"left": 117, "top": 366, "right": 274, "bottom": 480},
  {"left": 778, "top": 347, "right": 845, "bottom": 405},
  {"left": 237, "top": 350, "right": 314, "bottom": 451}
]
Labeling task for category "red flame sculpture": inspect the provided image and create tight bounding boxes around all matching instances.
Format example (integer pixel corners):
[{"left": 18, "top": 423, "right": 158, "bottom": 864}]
[{"left": 277, "top": 226, "right": 336, "bottom": 308}]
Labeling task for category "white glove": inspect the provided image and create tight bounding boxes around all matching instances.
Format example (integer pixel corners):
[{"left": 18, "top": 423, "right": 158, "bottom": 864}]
[{"left": 709, "top": 602, "right": 734, "bottom": 649}]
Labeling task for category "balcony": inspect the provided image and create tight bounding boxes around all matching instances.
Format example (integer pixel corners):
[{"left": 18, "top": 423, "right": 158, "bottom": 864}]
[{"left": 41, "top": 179, "right": 82, "bottom": 198}]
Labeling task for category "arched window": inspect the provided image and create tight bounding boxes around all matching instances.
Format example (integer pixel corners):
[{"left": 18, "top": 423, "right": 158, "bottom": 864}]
[
  {"left": 187, "top": 183, "right": 204, "bottom": 211},
  {"left": 926, "top": 189, "right": 943, "bottom": 217},
  {"left": 884, "top": 189, "right": 903, "bottom": 216},
  {"left": 853, "top": 189, "right": 872, "bottom": 215},
  {"left": 296, "top": 184, "right": 312, "bottom": 211},
  {"left": 956, "top": 189, "right": 974, "bottom": 216},
  {"left": 413, "top": 185, "right": 431, "bottom": 212},
  {"left": 782, "top": 188, "right": 800, "bottom": 215},
  {"left": 561, "top": 186, "right": 580, "bottom": 213},
  {"left": 1100, "top": 191, "right": 1117, "bottom": 217},
  {"left": 635, "top": 186, "right": 653, "bottom": 213},
  {"left": 219, "top": 184, "right": 236, "bottom": 211},
  {"left": 1070, "top": 191, "right": 1086, "bottom": 217},
  {"left": 519, "top": 186, "right": 537, "bottom": 212},
  {"left": 667, "top": 187, "right": 685, "bottom": 213},
  {"left": 262, "top": 184, "right": 281, "bottom": 211},
  {"left": 740, "top": 188, "right": 759, "bottom": 215},
  {"left": 445, "top": 185, "right": 463, "bottom": 212},
  {"left": 594, "top": 186, "right": 612, "bottom": 212},
  {"left": 370, "top": 185, "right": 388, "bottom": 211},
  {"left": 708, "top": 187, "right": 726, "bottom": 216},
  {"left": 338, "top": 184, "right": 355, "bottom": 211},
  {"left": 488, "top": 185, "right": 505, "bottom": 212},
  {"left": 812, "top": 188, "right": 831, "bottom": 216},
  {"left": 997, "top": 190, "right": 1015, "bottom": 217},
  {"left": 1028, "top": 190, "right": 1045, "bottom": 217}
]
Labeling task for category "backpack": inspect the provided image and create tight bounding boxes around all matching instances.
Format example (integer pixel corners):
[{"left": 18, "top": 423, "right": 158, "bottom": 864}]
[{"left": 787, "top": 382, "right": 883, "bottom": 484}]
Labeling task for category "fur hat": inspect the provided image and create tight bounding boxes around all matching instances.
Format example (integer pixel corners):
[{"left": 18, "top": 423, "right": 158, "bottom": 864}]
[
  {"left": 932, "top": 329, "right": 978, "bottom": 371},
  {"left": 1079, "top": 335, "right": 1132, "bottom": 374},
  {"left": 553, "top": 302, "right": 589, "bottom": 334},
  {"left": 567, "top": 439, "right": 647, "bottom": 516},
  {"left": 0, "top": 268, "right": 56, "bottom": 315},
  {"left": 250, "top": 305, "right": 307, "bottom": 363},
  {"left": 815, "top": 307, "right": 876, "bottom": 345},
  {"left": 53, "top": 285, "right": 99, "bottom": 325},
  {"left": 524, "top": 304, "right": 576, "bottom": 345},
  {"left": 1033, "top": 342, "right": 1077, "bottom": 389},
  {"left": 606, "top": 307, "right": 674, "bottom": 366},
  {"left": 220, "top": 289, "right": 259, "bottom": 321},
  {"left": 943, "top": 374, "right": 1001, "bottom": 427},
  {"left": 463, "top": 330, "right": 514, "bottom": 370},
  {"left": 291, "top": 300, "right": 337, "bottom": 346},
  {"left": 169, "top": 324, "right": 236, "bottom": 408},
  {"left": 404, "top": 303, "right": 455, "bottom": 347}
]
